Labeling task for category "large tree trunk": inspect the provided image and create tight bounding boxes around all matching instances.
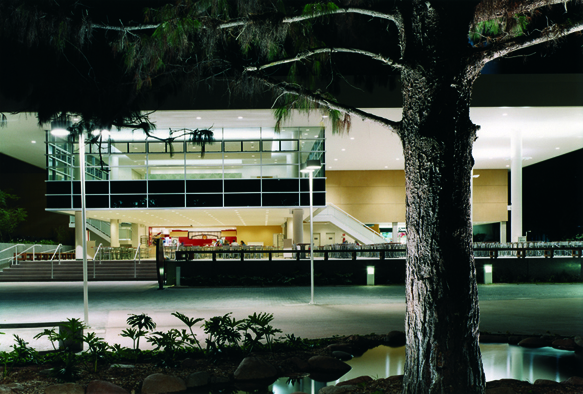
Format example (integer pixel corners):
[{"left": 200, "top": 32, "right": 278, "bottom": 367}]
[{"left": 399, "top": 2, "right": 486, "bottom": 394}]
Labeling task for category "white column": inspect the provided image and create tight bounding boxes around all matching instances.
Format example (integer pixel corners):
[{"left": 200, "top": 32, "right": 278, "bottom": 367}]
[
  {"left": 131, "top": 223, "right": 140, "bottom": 247},
  {"left": 75, "top": 211, "right": 84, "bottom": 259},
  {"left": 292, "top": 209, "right": 304, "bottom": 244},
  {"left": 500, "top": 221, "right": 507, "bottom": 243},
  {"left": 110, "top": 219, "right": 120, "bottom": 247},
  {"left": 511, "top": 130, "right": 523, "bottom": 242},
  {"left": 392, "top": 222, "right": 399, "bottom": 243}
]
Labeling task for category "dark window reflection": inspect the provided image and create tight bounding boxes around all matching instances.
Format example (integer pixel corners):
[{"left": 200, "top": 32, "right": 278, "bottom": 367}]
[
  {"left": 224, "top": 180, "right": 260, "bottom": 193},
  {"left": 110, "top": 195, "right": 148, "bottom": 208},
  {"left": 186, "top": 180, "right": 223, "bottom": 193},
  {"left": 111, "top": 181, "right": 146, "bottom": 194},
  {"left": 47, "top": 195, "right": 71, "bottom": 209},
  {"left": 225, "top": 193, "right": 260, "bottom": 207},
  {"left": 86, "top": 181, "right": 109, "bottom": 194},
  {"left": 149, "top": 180, "right": 184, "bottom": 194},
  {"left": 263, "top": 193, "right": 299, "bottom": 206},
  {"left": 46, "top": 182, "right": 71, "bottom": 195},
  {"left": 87, "top": 195, "right": 109, "bottom": 208},
  {"left": 301, "top": 192, "right": 326, "bottom": 206},
  {"left": 263, "top": 179, "right": 299, "bottom": 192},
  {"left": 186, "top": 194, "right": 223, "bottom": 207},
  {"left": 148, "top": 194, "right": 185, "bottom": 208}
]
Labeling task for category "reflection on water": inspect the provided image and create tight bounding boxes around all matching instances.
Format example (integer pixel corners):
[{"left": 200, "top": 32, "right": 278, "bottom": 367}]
[{"left": 269, "top": 344, "right": 582, "bottom": 394}]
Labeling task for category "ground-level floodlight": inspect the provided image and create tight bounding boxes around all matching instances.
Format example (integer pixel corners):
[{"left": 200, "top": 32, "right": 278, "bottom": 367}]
[
  {"left": 484, "top": 264, "right": 493, "bottom": 284},
  {"left": 367, "top": 266, "right": 375, "bottom": 286}
]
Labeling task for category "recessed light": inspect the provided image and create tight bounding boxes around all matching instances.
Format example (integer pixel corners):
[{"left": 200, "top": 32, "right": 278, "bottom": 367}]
[
  {"left": 384, "top": 166, "right": 388, "bottom": 168},
  {"left": 350, "top": 137, "right": 354, "bottom": 140},
  {"left": 396, "top": 158, "right": 400, "bottom": 160},
  {"left": 341, "top": 149, "right": 345, "bottom": 151},
  {"left": 506, "top": 165, "right": 510, "bottom": 168},
  {"left": 334, "top": 158, "right": 338, "bottom": 161},
  {"left": 196, "top": 117, "right": 201, "bottom": 120},
  {"left": 555, "top": 147, "right": 560, "bottom": 150},
  {"left": 238, "top": 116, "right": 243, "bottom": 119},
  {"left": 502, "top": 113, "right": 508, "bottom": 116},
  {"left": 31, "top": 141, "right": 36, "bottom": 143}
]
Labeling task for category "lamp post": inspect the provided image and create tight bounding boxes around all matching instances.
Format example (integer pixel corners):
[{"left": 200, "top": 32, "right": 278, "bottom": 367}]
[{"left": 300, "top": 159, "right": 321, "bottom": 304}]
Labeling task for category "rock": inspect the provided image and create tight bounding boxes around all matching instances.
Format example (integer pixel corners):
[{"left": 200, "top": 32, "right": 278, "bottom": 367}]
[
  {"left": 327, "top": 344, "right": 354, "bottom": 353},
  {"left": 336, "top": 376, "right": 373, "bottom": 387},
  {"left": 233, "top": 357, "right": 278, "bottom": 381},
  {"left": 507, "top": 336, "right": 523, "bottom": 345},
  {"left": 332, "top": 351, "right": 352, "bottom": 361},
  {"left": 181, "top": 358, "right": 198, "bottom": 368},
  {"left": 186, "top": 371, "right": 210, "bottom": 388},
  {"left": 141, "top": 373, "right": 187, "bottom": 394},
  {"left": 45, "top": 383, "right": 85, "bottom": 394},
  {"left": 210, "top": 376, "right": 230, "bottom": 384},
  {"left": 480, "top": 334, "right": 508, "bottom": 344},
  {"left": 86, "top": 380, "right": 129, "bottom": 394},
  {"left": 574, "top": 336, "right": 583, "bottom": 348},
  {"left": 485, "top": 388, "right": 516, "bottom": 394},
  {"left": 308, "top": 356, "right": 351, "bottom": 374},
  {"left": 311, "top": 371, "right": 348, "bottom": 382},
  {"left": 551, "top": 338, "right": 577, "bottom": 351},
  {"left": 289, "top": 356, "right": 310, "bottom": 371},
  {"left": 318, "top": 385, "right": 357, "bottom": 394},
  {"left": 534, "top": 379, "right": 561, "bottom": 387},
  {"left": 5, "top": 383, "right": 23, "bottom": 391},
  {"left": 109, "top": 364, "right": 135, "bottom": 369},
  {"left": 561, "top": 376, "right": 583, "bottom": 386},
  {"left": 386, "top": 331, "right": 406, "bottom": 347},
  {"left": 517, "top": 337, "right": 551, "bottom": 348},
  {"left": 0, "top": 386, "right": 14, "bottom": 394}
]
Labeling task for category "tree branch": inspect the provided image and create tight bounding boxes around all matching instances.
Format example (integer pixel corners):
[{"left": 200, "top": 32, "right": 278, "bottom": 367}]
[
  {"left": 473, "top": 0, "right": 572, "bottom": 23},
  {"left": 474, "top": 19, "right": 583, "bottom": 64},
  {"left": 244, "top": 47, "right": 404, "bottom": 73},
  {"left": 255, "top": 76, "right": 401, "bottom": 134}
]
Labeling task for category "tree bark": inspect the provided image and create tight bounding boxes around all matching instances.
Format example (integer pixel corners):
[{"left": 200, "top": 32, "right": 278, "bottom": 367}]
[{"left": 399, "top": 2, "right": 486, "bottom": 393}]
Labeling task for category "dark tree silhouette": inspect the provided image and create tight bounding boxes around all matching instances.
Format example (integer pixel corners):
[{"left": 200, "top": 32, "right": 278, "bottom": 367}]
[{"left": 1, "top": 1, "right": 583, "bottom": 393}]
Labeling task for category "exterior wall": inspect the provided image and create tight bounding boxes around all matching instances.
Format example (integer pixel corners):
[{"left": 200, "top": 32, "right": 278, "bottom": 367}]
[
  {"left": 327, "top": 169, "right": 508, "bottom": 225},
  {"left": 472, "top": 169, "right": 508, "bottom": 223},
  {"left": 326, "top": 170, "right": 406, "bottom": 223}
]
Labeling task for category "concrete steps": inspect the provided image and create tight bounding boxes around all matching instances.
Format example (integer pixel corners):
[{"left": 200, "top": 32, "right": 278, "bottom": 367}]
[{"left": 0, "top": 260, "right": 157, "bottom": 282}]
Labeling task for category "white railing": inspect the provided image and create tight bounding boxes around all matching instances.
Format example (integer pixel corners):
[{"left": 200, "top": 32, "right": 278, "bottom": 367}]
[
  {"left": 93, "top": 243, "right": 103, "bottom": 279},
  {"left": 133, "top": 243, "right": 142, "bottom": 279},
  {"left": 0, "top": 244, "right": 25, "bottom": 266},
  {"left": 12, "top": 244, "right": 44, "bottom": 265}
]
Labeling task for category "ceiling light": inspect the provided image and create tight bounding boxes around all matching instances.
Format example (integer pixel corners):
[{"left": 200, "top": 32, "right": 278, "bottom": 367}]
[
  {"left": 50, "top": 128, "right": 70, "bottom": 136},
  {"left": 31, "top": 141, "right": 36, "bottom": 144},
  {"left": 341, "top": 149, "right": 345, "bottom": 151},
  {"left": 238, "top": 116, "right": 243, "bottom": 119},
  {"left": 350, "top": 137, "right": 354, "bottom": 140},
  {"left": 196, "top": 117, "right": 201, "bottom": 120}
]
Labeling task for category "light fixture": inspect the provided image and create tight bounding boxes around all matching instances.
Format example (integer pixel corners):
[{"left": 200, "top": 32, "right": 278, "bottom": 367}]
[{"left": 31, "top": 141, "right": 36, "bottom": 144}]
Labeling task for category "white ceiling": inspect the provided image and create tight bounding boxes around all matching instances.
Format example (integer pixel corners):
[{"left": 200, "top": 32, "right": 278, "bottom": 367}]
[{"left": 1, "top": 107, "right": 582, "bottom": 227}]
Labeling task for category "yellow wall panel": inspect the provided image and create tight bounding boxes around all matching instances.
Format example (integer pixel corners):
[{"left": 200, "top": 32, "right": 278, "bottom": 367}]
[
  {"left": 473, "top": 203, "right": 508, "bottom": 223},
  {"left": 473, "top": 186, "right": 507, "bottom": 203},
  {"left": 236, "top": 226, "right": 282, "bottom": 246}
]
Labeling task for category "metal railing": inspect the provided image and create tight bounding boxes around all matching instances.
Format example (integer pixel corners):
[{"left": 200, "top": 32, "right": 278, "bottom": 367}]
[
  {"left": 0, "top": 244, "right": 25, "bottom": 265},
  {"left": 174, "top": 242, "right": 583, "bottom": 262},
  {"left": 133, "top": 244, "right": 142, "bottom": 279},
  {"left": 93, "top": 243, "right": 103, "bottom": 279}
]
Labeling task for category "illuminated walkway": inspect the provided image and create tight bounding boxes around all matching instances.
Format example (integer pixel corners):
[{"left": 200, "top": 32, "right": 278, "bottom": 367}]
[{"left": 0, "top": 282, "right": 581, "bottom": 351}]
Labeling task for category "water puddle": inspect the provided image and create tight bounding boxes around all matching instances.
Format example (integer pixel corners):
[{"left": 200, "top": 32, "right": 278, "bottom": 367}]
[{"left": 267, "top": 344, "right": 582, "bottom": 394}]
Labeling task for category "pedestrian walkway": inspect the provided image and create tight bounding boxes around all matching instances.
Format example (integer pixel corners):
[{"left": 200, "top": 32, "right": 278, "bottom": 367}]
[{"left": 0, "top": 282, "right": 581, "bottom": 351}]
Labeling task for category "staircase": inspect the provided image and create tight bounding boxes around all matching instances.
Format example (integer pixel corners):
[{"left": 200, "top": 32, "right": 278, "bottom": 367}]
[
  {"left": 312, "top": 203, "right": 388, "bottom": 245},
  {"left": 0, "top": 260, "right": 157, "bottom": 282}
]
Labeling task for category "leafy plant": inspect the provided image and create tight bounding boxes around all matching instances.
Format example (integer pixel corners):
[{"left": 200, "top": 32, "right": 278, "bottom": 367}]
[
  {"left": 171, "top": 311, "right": 203, "bottom": 350},
  {"left": 33, "top": 328, "right": 59, "bottom": 351},
  {"left": 10, "top": 335, "right": 39, "bottom": 365},
  {"left": 240, "top": 312, "right": 282, "bottom": 352},
  {"left": 203, "top": 313, "right": 243, "bottom": 355},
  {"left": 83, "top": 332, "right": 109, "bottom": 372},
  {"left": 124, "top": 313, "right": 156, "bottom": 350}
]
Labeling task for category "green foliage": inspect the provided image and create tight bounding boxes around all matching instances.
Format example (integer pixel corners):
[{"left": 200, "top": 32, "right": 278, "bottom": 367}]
[
  {"left": 33, "top": 328, "right": 59, "bottom": 351},
  {"left": 512, "top": 15, "right": 529, "bottom": 37},
  {"left": 303, "top": 2, "right": 340, "bottom": 16},
  {"left": 0, "top": 190, "right": 27, "bottom": 242},
  {"left": 240, "top": 312, "right": 282, "bottom": 351},
  {"left": 203, "top": 313, "right": 243, "bottom": 355},
  {"left": 83, "top": 332, "right": 110, "bottom": 373},
  {"left": 171, "top": 311, "right": 204, "bottom": 350},
  {"left": 125, "top": 313, "right": 156, "bottom": 350}
]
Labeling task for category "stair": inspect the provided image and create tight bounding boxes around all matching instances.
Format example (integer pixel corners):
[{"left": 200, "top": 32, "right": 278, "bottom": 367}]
[
  {"left": 0, "top": 260, "right": 157, "bottom": 282},
  {"left": 312, "top": 204, "right": 388, "bottom": 245}
]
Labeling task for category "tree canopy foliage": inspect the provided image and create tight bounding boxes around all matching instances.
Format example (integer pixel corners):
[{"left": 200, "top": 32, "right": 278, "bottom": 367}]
[{"left": 1, "top": 1, "right": 583, "bottom": 393}]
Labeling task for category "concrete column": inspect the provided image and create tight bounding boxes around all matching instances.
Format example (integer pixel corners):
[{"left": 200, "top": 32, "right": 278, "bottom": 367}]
[
  {"left": 75, "top": 211, "right": 83, "bottom": 259},
  {"left": 500, "top": 221, "right": 507, "bottom": 243},
  {"left": 511, "top": 131, "right": 523, "bottom": 242},
  {"left": 392, "top": 222, "right": 399, "bottom": 243},
  {"left": 110, "top": 219, "right": 120, "bottom": 247},
  {"left": 131, "top": 223, "right": 140, "bottom": 247},
  {"left": 292, "top": 209, "right": 304, "bottom": 244}
]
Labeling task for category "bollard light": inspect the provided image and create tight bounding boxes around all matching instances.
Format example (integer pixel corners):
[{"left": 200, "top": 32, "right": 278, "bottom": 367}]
[
  {"left": 484, "top": 264, "right": 493, "bottom": 284},
  {"left": 367, "top": 265, "right": 375, "bottom": 286}
]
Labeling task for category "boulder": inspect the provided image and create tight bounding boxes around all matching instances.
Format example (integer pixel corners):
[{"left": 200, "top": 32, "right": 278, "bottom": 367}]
[
  {"left": 326, "top": 344, "right": 354, "bottom": 353},
  {"left": 233, "top": 357, "right": 278, "bottom": 381},
  {"left": 517, "top": 337, "right": 551, "bottom": 348},
  {"left": 289, "top": 357, "right": 310, "bottom": 371},
  {"left": 308, "top": 356, "right": 351, "bottom": 374},
  {"left": 574, "top": 336, "right": 583, "bottom": 350},
  {"left": 109, "top": 364, "right": 135, "bottom": 369},
  {"left": 386, "top": 331, "right": 406, "bottom": 347},
  {"left": 86, "top": 380, "right": 129, "bottom": 394},
  {"left": 551, "top": 338, "right": 577, "bottom": 351},
  {"left": 45, "top": 383, "right": 85, "bottom": 394},
  {"left": 186, "top": 371, "right": 210, "bottom": 388},
  {"left": 561, "top": 376, "right": 583, "bottom": 386},
  {"left": 533, "top": 379, "right": 561, "bottom": 387},
  {"left": 141, "top": 373, "right": 187, "bottom": 394},
  {"left": 485, "top": 388, "right": 516, "bottom": 394},
  {"left": 0, "top": 386, "right": 14, "bottom": 394},
  {"left": 332, "top": 351, "right": 352, "bottom": 361},
  {"left": 336, "top": 376, "right": 373, "bottom": 387},
  {"left": 318, "top": 385, "right": 357, "bottom": 394},
  {"left": 210, "top": 376, "right": 230, "bottom": 384}
]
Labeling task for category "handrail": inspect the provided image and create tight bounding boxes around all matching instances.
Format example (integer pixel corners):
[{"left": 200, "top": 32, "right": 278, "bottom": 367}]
[
  {"left": 0, "top": 244, "right": 25, "bottom": 265},
  {"left": 325, "top": 203, "right": 387, "bottom": 240},
  {"left": 133, "top": 243, "right": 141, "bottom": 278},
  {"left": 49, "top": 244, "right": 63, "bottom": 279},
  {"left": 93, "top": 243, "right": 103, "bottom": 279},
  {"left": 12, "top": 244, "right": 44, "bottom": 265}
]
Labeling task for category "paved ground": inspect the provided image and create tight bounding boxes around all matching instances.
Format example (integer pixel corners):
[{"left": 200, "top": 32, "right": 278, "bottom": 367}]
[{"left": 0, "top": 282, "right": 581, "bottom": 351}]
